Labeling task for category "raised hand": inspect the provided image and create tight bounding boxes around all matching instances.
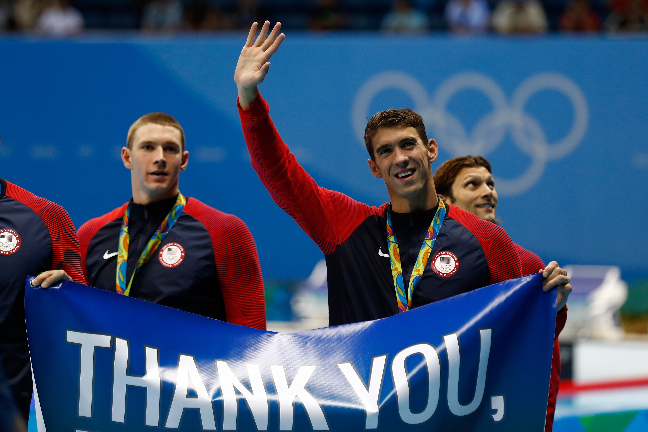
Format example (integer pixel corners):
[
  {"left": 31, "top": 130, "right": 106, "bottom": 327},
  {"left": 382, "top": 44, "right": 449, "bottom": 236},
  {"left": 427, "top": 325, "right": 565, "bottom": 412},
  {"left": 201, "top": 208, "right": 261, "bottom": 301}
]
[{"left": 235, "top": 21, "right": 285, "bottom": 109}]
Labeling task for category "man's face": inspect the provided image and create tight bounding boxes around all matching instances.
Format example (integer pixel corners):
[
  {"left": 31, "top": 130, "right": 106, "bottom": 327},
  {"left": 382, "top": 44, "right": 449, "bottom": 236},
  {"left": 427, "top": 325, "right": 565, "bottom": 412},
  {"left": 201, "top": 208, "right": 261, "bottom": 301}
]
[
  {"left": 122, "top": 123, "right": 188, "bottom": 204},
  {"left": 447, "top": 166, "right": 498, "bottom": 222},
  {"left": 367, "top": 126, "right": 437, "bottom": 208}
]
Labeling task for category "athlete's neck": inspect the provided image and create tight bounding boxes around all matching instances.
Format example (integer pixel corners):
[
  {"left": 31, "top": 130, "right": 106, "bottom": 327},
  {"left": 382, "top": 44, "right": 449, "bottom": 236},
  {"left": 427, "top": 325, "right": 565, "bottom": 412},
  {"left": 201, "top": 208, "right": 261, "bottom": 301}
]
[
  {"left": 390, "top": 184, "right": 439, "bottom": 213},
  {"left": 131, "top": 186, "right": 179, "bottom": 205}
]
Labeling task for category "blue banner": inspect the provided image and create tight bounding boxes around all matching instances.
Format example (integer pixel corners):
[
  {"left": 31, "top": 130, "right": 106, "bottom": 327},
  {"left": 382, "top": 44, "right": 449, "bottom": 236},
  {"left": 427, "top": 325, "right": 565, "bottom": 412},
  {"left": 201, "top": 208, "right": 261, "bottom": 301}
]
[{"left": 25, "top": 275, "right": 556, "bottom": 431}]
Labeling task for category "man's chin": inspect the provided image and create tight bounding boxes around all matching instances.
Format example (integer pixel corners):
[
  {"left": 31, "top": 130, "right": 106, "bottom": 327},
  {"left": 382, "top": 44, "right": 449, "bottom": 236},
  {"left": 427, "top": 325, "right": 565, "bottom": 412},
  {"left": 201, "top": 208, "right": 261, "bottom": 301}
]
[
  {"left": 146, "top": 185, "right": 170, "bottom": 194},
  {"left": 146, "top": 176, "right": 174, "bottom": 187},
  {"left": 145, "top": 185, "right": 175, "bottom": 198},
  {"left": 479, "top": 211, "right": 497, "bottom": 223}
]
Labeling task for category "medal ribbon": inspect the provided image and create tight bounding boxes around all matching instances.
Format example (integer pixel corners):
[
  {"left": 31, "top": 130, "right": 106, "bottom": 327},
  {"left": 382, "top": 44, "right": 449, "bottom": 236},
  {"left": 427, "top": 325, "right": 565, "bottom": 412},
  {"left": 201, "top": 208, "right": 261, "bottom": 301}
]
[
  {"left": 116, "top": 192, "right": 186, "bottom": 296},
  {"left": 386, "top": 197, "right": 447, "bottom": 312}
]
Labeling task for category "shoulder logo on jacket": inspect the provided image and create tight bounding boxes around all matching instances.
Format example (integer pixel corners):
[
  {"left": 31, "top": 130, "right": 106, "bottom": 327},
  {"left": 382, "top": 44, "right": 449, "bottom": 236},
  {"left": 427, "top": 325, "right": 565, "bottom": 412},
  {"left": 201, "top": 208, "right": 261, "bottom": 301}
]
[
  {"left": 431, "top": 251, "right": 459, "bottom": 277},
  {"left": 0, "top": 228, "right": 21, "bottom": 255},
  {"left": 159, "top": 242, "right": 185, "bottom": 268}
]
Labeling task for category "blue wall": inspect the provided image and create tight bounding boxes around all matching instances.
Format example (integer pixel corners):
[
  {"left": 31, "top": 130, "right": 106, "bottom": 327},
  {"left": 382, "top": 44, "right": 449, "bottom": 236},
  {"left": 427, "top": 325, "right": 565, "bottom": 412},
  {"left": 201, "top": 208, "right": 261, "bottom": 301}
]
[{"left": 1, "top": 34, "right": 646, "bottom": 281}]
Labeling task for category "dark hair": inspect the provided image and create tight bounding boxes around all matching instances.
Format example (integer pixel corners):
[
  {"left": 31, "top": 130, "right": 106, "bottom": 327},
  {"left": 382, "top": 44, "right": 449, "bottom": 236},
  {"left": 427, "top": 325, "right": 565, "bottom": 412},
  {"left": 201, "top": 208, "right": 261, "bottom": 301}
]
[
  {"left": 127, "top": 112, "right": 185, "bottom": 151},
  {"left": 434, "top": 155, "right": 492, "bottom": 199},
  {"left": 364, "top": 108, "right": 428, "bottom": 160}
]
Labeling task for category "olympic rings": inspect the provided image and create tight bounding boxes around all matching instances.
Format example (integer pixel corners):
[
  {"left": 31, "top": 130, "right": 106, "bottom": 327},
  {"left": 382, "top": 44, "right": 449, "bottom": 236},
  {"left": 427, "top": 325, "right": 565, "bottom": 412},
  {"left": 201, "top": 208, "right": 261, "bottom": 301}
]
[{"left": 352, "top": 71, "right": 589, "bottom": 195}]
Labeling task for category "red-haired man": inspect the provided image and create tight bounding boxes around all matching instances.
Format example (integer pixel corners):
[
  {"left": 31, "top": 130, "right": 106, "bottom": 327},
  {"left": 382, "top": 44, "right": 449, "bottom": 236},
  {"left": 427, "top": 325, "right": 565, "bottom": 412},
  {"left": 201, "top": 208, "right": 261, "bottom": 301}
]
[{"left": 77, "top": 112, "right": 266, "bottom": 330}]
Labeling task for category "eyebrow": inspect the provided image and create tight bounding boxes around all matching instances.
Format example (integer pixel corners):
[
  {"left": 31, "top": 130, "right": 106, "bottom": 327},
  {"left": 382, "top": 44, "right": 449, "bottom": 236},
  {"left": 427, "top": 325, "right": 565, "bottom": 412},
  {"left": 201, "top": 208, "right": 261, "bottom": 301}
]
[
  {"left": 374, "top": 136, "right": 418, "bottom": 153},
  {"left": 137, "top": 140, "right": 180, "bottom": 147},
  {"left": 462, "top": 174, "right": 494, "bottom": 183},
  {"left": 399, "top": 136, "right": 418, "bottom": 144}
]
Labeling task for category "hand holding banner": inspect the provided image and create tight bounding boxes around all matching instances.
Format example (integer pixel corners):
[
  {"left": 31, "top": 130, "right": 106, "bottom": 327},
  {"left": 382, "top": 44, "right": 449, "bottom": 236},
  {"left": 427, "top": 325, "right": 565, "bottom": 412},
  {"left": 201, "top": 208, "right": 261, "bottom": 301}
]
[{"left": 25, "top": 274, "right": 556, "bottom": 431}]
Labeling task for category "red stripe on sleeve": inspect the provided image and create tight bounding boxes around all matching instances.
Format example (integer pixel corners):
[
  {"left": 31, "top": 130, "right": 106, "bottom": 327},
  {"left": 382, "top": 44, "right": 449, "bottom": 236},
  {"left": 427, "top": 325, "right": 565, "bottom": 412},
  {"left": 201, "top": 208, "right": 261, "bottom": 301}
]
[
  {"left": 515, "top": 243, "right": 546, "bottom": 276},
  {"left": 6, "top": 182, "right": 86, "bottom": 285},
  {"left": 185, "top": 198, "right": 266, "bottom": 330},
  {"left": 239, "top": 94, "right": 383, "bottom": 254}
]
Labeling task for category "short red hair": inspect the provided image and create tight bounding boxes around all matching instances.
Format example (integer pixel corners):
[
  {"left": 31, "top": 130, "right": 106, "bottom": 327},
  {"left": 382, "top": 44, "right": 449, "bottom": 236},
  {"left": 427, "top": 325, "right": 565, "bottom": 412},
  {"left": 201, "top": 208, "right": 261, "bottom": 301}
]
[{"left": 127, "top": 112, "right": 185, "bottom": 151}]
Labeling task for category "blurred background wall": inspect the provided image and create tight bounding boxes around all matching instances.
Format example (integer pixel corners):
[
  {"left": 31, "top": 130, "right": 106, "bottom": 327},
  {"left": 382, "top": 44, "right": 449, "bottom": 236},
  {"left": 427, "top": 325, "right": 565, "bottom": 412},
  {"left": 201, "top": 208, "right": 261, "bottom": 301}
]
[{"left": 0, "top": 35, "right": 646, "bottom": 281}]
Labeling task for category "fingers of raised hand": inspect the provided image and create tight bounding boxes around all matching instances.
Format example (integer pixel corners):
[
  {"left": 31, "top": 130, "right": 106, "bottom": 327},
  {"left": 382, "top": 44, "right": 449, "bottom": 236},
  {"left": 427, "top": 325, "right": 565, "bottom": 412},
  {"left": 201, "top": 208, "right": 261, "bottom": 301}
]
[
  {"left": 237, "top": 22, "right": 283, "bottom": 90},
  {"left": 254, "top": 21, "right": 271, "bottom": 47},
  {"left": 265, "top": 32, "right": 285, "bottom": 58},
  {"left": 245, "top": 22, "right": 258, "bottom": 47},
  {"left": 261, "top": 22, "right": 283, "bottom": 51},
  {"left": 250, "top": 21, "right": 283, "bottom": 55}
]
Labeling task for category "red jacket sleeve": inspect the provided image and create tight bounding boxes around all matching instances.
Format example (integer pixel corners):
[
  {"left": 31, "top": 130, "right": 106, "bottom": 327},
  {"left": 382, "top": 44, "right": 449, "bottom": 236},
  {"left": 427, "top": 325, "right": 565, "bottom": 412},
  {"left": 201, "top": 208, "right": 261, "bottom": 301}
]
[
  {"left": 238, "top": 94, "right": 383, "bottom": 254},
  {"left": 43, "top": 206, "right": 86, "bottom": 285},
  {"left": 185, "top": 199, "right": 266, "bottom": 330},
  {"left": 447, "top": 205, "right": 523, "bottom": 283},
  {"left": 77, "top": 220, "right": 98, "bottom": 282},
  {"left": 6, "top": 182, "right": 86, "bottom": 285},
  {"left": 515, "top": 243, "right": 546, "bottom": 276}
]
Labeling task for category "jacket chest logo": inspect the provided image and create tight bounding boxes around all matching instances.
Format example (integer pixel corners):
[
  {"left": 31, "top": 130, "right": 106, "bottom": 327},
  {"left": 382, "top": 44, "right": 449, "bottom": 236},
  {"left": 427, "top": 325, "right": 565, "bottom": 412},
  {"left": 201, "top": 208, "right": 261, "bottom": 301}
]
[
  {"left": 0, "top": 228, "right": 21, "bottom": 255},
  {"left": 431, "top": 251, "right": 459, "bottom": 277},
  {"left": 159, "top": 242, "right": 185, "bottom": 268}
]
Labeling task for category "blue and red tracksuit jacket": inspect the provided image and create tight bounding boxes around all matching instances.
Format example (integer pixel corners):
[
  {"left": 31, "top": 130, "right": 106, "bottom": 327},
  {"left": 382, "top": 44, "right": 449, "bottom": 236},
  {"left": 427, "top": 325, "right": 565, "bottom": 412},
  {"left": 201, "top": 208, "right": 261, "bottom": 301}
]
[
  {"left": 239, "top": 94, "right": 523, "bottom": 325},
  {"left": 239, "top": 93, "right": 562, "bottom": 429},
  {"left": 0, "top": 179, "right": 85, "bottom": 421},
  {"left": 77, "top": 194, "right": 266, "bottom": 330}
]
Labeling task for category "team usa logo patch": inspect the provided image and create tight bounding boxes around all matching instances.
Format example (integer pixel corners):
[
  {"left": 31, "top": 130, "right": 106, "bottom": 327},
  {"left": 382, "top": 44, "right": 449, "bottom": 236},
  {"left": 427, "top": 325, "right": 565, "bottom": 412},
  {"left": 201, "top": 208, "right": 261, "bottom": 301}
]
[
  {"left": 159, "top": 242, "right": 185, "bottom": 268},
  {"left": 431, "top": 251, "right": 459, "bottom": 277},
  {"left": 0, "top": 229, "right": 21, "bottom": 255}
]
